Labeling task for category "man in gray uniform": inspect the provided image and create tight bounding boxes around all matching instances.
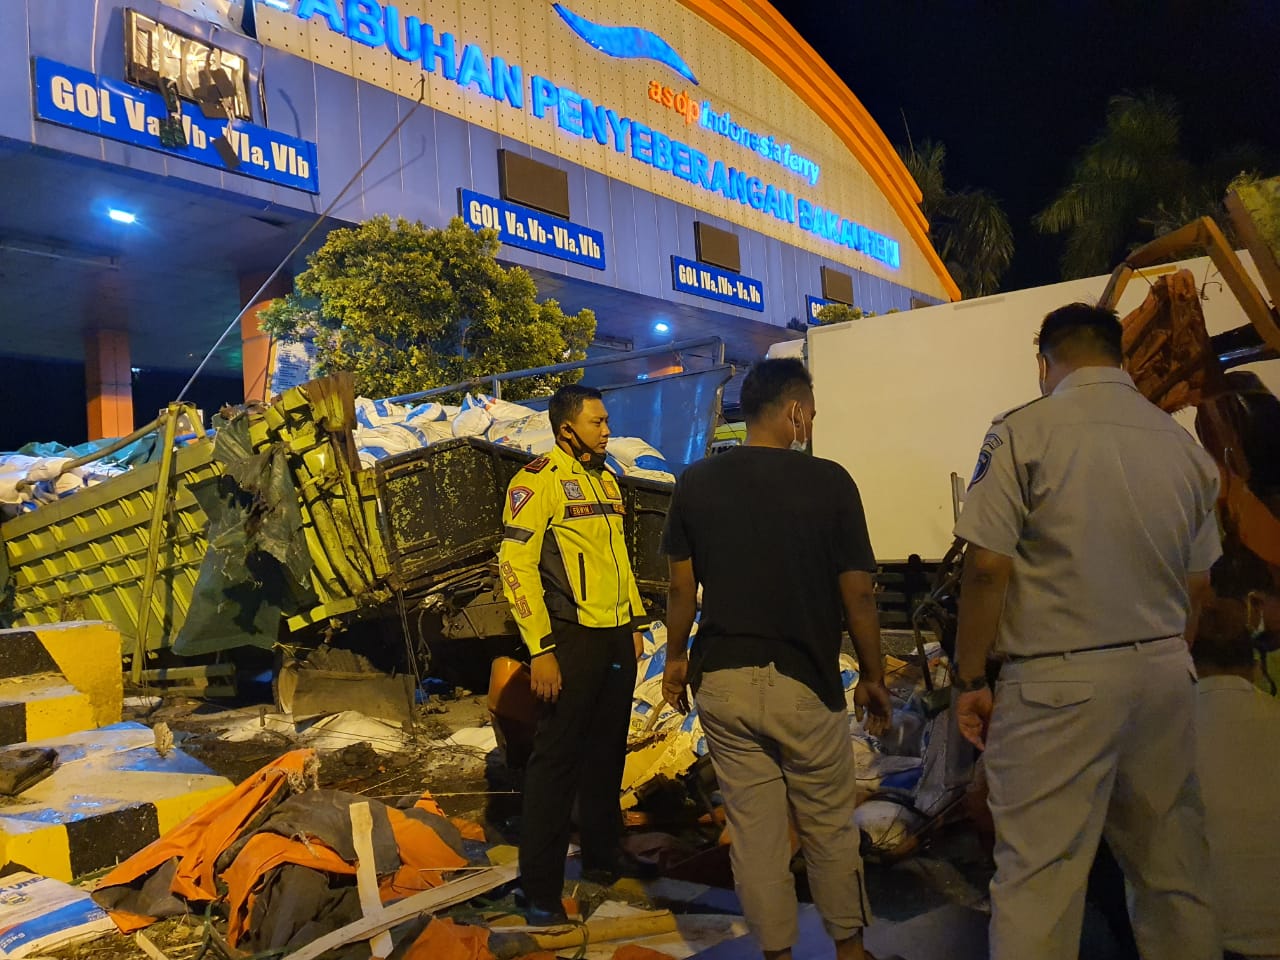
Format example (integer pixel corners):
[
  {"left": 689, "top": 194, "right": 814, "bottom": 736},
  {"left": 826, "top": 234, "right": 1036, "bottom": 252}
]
[{"left": 952, "top": 302, "right": 1222, "bottom": 960}]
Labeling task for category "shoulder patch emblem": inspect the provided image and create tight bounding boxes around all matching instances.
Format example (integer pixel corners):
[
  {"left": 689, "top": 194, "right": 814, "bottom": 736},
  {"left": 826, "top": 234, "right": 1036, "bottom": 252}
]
[
  {"left": 509, "top": 486, "right": 535, "bottom": 518},
  {"left": 523, "top": 456, "right": 551, "bottom": 474},
  {"left": 969, "top": 450, "right": 992, "bottom": 488},
  {"left": 981, "top": 432, "right": 1004, "bottom": 452},
  {"left": 561, "top": 479, "right": 585, "bottom": 501},
  {"left": 600, "top": 474, "right": 621, "bottom": 500}
]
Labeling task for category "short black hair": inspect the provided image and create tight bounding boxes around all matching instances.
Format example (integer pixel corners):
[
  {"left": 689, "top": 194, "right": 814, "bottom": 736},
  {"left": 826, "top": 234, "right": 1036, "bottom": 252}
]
[
  {"left": 1192, "top": 599, "right": 1256, "bottom": 672},
  {"left": 549, "top": 384, "right": 604, "bottom": 435},
  {"left": 740, "top": 358, "right": 813, "bottom": 423},
  {"left": 1036, "top": 302, "right": 1124, "bottom": 364}
]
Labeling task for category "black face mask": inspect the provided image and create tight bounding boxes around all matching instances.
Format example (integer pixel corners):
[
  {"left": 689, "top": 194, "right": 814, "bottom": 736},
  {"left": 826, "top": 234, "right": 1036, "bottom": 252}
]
[{"left": 564, "top": 426, "right": 608, "bottom": 471}]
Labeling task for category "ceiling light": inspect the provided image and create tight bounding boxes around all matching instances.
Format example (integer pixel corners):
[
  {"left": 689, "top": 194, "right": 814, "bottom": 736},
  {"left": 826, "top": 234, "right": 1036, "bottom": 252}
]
[
  {"left": 107, "top": 209, "right": 137, "bottom": 224},
  {"left": 653, "top": 321, "right": 671, "bottom": 335}
]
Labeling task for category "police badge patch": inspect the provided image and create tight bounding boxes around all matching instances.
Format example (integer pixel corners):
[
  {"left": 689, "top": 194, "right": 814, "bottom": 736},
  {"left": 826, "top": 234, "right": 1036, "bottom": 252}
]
[
  {"left": 600, "top": 474, "right": 620, "bottom": 500},
  {"left": 561, "top": 479, "right": 586, "bottom": 501},
  {"left": 968, "top": 431, "right": 1002, "bottom": 488},
  {"left": 509, "top": 486, "right": 534, "bottom": 517},
  {"left": 970, "top": 450, "right": 992, "bottom": 487}
]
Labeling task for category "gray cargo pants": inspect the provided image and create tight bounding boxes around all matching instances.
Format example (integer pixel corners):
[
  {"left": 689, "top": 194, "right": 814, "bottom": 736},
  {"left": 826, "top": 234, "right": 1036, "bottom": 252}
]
[
  {"left": 696, "top": 664, "right": 872, "bottom": 952},
  {"left": 985, "top": 636, "right": 1219, "bottom": 960}
]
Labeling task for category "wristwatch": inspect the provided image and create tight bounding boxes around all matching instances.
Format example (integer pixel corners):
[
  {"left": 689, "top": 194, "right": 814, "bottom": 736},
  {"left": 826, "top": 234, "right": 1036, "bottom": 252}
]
[{"left": 953, "top": 674, "right": 989, "bottom": 693}]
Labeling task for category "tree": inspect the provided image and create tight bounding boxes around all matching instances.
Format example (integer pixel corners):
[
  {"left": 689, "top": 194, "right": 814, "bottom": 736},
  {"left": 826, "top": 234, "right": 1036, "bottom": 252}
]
[
  {"left": 900, "top": 140, "right": 1014, "bottom": 299},
  {"left": 260, "top": 216, "right": 596, "bottom": 400},
  {"left": 814, "top": 304, "right": 899, "bottom": 325},
  {"left": 1035, "top": 93, "right": 1269, "bottom": 278},
  {"left": 814, "top": 303, "right": 867, "bottom": 326}
]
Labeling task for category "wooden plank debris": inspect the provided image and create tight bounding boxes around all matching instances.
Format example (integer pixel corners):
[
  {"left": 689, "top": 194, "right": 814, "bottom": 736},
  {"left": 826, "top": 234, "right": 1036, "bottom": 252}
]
[
  {"left": 282, "top": 864, "right": 519, "bottom": 960},
  {"left": 350, "top": 801, "right": 394, "bottom": 959}
]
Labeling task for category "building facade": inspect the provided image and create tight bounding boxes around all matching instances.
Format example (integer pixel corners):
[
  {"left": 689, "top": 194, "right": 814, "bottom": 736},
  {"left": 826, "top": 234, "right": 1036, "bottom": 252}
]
[{"left": 0, "top": 0, "right": 956, "bottom": 444}]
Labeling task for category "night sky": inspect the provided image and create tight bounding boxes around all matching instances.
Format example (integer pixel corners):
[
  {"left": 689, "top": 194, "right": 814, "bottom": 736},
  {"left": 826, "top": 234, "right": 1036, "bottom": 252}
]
[{"left": 770, "top": 0, "right": 1280, "bottom": 288}]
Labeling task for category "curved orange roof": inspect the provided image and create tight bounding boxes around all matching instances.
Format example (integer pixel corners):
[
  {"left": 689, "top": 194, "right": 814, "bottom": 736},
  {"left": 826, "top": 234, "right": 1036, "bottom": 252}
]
[{"left": 677, "top": 0, "right": 961, "bottom": 302}]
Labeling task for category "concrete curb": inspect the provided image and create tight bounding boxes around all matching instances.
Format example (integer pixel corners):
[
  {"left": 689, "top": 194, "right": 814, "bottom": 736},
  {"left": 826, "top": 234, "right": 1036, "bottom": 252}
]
[
  {"left": 0, "top": 722, "right": 233, "bottom": 880},
  {"left": 0, "top": 623, "right": 124, "bottom": 731}
]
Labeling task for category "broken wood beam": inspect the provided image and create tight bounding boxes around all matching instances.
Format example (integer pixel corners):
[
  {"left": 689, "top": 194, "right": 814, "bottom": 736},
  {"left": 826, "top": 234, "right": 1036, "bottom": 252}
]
[
  {"left": 350, "top": 801, "right": 394, "bottom": 959},
  {"left": 282, "top": 864, "right": 519, "bottom": 960}
]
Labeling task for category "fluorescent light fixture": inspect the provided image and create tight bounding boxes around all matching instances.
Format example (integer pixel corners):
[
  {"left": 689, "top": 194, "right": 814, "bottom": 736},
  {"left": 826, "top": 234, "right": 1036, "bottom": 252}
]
[
  {"left": 260, "top": 0, "right": 291, "bottom": 9},
  {"left": 107, "top": 209, "right": 137, "bottom": 224},
  {"left": 0, "top": 240, "right": 119, "bottom": 270},
  {"left": 653, "top": 321, "right": 671, "bottom": 335}
]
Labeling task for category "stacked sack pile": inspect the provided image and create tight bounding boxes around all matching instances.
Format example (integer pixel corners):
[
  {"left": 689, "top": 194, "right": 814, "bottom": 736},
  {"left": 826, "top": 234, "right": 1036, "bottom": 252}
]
[
  {"left": 2, "top": 392, "right": 675, "bottom": 519},
  {"left": 353, "top": 393, "right": 675, "bottom": 482},
  {"left": 0, "top": 439, "right": 152, "bottom": 519}
]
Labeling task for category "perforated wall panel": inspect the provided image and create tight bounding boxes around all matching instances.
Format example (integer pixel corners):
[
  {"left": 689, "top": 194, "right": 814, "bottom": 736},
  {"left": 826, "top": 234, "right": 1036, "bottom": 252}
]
[{"left": 233, "top": 0, "right": 943, "bottom": 297}]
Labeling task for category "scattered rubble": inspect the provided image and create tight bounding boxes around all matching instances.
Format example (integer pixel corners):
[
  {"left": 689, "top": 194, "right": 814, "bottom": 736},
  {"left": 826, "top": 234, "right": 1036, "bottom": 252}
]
[{"left": 0, "top": 618, "right": 989, "bottom": 960}]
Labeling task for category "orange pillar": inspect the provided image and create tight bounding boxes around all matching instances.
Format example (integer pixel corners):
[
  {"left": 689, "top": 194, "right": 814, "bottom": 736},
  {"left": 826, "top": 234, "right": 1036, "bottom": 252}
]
[
  {"left": 239, "top": 273, "right": 293, "bottom": 403},
  {"left": 84, "top": 329, "right": 134, "bottom": 440}
]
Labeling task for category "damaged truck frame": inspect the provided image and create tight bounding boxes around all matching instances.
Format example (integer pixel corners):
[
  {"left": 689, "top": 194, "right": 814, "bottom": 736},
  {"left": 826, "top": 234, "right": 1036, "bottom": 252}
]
[{"left": 0, "top": 339, "right": 733, "bottom": 697}]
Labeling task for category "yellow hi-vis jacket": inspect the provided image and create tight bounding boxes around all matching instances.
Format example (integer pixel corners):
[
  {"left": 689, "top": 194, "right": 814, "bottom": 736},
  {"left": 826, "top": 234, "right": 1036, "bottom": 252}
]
[{"left": 498, "top": 444, "right": 647, "bottom": 656}]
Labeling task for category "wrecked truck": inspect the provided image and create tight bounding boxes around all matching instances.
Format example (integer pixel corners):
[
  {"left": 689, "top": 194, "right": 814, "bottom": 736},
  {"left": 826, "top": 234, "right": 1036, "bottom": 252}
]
[{"left": 0, "top": 340, "right": 733, "bottom": 694}]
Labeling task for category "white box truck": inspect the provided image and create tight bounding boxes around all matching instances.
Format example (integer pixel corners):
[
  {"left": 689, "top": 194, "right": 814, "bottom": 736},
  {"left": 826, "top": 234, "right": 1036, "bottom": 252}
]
[{"left": 798, "top": 251, "right": 1276, "bottom": 564}]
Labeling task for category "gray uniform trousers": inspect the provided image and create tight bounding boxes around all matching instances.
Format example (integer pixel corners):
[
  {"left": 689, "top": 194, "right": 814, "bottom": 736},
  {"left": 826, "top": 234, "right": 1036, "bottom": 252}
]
[
  {"left": 985, "top": 636, "right": 1219, "bottom": 960},
  {"left": 696, "top": 664, "right": 872, "bottom": 952}
]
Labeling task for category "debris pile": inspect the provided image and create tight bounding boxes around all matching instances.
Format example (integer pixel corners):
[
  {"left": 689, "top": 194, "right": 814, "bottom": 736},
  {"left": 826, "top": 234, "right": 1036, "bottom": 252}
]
[{"left": 619, "top": 623, "right": 967, "bottom": 859}]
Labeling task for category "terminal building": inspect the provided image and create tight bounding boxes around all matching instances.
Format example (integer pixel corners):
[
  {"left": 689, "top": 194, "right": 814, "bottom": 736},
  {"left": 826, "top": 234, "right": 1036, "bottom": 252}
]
[{"left": 0, "top": 0, "right": 958, "bottom": 446}]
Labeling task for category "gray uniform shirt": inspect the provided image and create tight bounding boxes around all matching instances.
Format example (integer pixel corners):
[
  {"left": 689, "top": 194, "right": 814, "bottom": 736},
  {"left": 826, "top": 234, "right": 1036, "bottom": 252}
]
[{"left": 953, "top": 366, "right": 1222, "bottom": 657}]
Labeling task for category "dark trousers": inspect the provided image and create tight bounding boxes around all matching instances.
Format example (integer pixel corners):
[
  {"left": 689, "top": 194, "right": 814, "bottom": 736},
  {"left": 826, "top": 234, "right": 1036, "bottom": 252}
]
[{"left": 519, "top": 622, "right": 636, "bottom": 904}]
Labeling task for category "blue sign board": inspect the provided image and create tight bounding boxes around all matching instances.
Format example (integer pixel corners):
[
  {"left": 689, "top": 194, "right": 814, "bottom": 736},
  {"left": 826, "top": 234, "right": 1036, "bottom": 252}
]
[
  {"left": 460, "top": 189, "right": 606, "bottom": 270},
  {"left": 32, "top": 58, "right": 320, "bottom": 194},
  {"left": 806, "top": 295, "right": 835, "bottom": 324},
  {"left": 671, "top": 256, "right": 764, "bottom": 312}
]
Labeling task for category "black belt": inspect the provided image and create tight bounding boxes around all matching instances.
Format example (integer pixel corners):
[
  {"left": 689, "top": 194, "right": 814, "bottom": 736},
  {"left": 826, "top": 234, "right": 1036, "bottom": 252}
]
[{"left": 1006, "top": 635, "right": 1177, "bottom": 663}]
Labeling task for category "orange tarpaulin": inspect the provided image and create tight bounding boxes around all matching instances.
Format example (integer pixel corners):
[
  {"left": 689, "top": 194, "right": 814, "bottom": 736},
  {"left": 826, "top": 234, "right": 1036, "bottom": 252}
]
[
  {"left": 406, "top": 919, "right": 497, "bottom": 960},
  {"left": 222, "top": 833, "right": 356, "bottom": 945},
  {"left": 416, "top": 791, "right": 487, "bottom": 843},
  {"left": 222, "top": 803, "right": 467, "bottom": 945},
  {"left": 379, "top": 806, "right": 469, "bottom": 899},
  {"left": 98, "top": 750, "right": 471, "bottom": 944},
  {"left": 612, "top": 948, "right": 679, "bottom": 960},
  {"left": 98, "top": 750, "right": 315, "bottom": 930}
]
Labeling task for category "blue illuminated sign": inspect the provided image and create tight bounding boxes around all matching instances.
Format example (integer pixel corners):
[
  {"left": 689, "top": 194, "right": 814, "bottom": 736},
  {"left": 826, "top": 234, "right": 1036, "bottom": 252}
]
[
  {"left": 32, "top": 58, "right": 320, "bottom": 194},
  {"left": 552, "top": 4, "right": 698, "bottom": 85},
  {"left": 699, "top": 104, "right": 819, "bottom": 186},
  {"left": 672, "top": 256, "right": 764, "bottom": 312},
  {"left": 278, "top": 1, "right": 900, "bottom": 269},
  {"left": 460, "top": 189, "right": 605, "bottom": 270},
  {"left": 806, "top": 295, "right": 835, "bottom": 324}
]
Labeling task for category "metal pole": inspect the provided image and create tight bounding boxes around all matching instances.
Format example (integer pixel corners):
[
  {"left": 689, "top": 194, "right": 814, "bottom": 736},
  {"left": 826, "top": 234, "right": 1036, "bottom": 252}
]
[
  {"left": 131, "top": 403, "right": 184, "bottom": 684},
  {"left": 175, "top": 79, "right": 429, "bottom": 403},
  {"left": 382, "top": 336, "right": 725, "bottom": 404}
]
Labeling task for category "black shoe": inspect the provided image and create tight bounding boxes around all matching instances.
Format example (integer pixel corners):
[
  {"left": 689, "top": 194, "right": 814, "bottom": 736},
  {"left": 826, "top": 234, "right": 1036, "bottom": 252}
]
[
  {"left": 524, "top": 903, "right": 570, "bottom": 927},
  {"left": 515, "top": 891, "right": 569, "bottom": 927},
  {"left": 581, "top": 851, "right": 660, "bottom": 885}
]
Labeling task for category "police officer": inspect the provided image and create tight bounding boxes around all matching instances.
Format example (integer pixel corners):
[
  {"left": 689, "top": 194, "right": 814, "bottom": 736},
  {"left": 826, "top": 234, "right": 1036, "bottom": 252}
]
[
  {"left": 952, "top": 303, "right": 1222, "bottom": 960},
  {"left": 498, "top": 384, "right": 648, "bottom": 925}
]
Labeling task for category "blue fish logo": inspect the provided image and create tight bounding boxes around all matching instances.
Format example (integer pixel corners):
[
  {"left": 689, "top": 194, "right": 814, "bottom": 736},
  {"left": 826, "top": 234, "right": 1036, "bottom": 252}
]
[{"left": 552, "top": 4, "right": 699, "bottom": 86}]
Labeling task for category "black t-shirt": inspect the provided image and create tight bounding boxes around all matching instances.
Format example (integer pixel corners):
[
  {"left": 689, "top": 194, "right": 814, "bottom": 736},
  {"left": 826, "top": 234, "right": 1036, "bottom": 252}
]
[{"left": 661, "top": 446, "right": 877, "bottom": 710}]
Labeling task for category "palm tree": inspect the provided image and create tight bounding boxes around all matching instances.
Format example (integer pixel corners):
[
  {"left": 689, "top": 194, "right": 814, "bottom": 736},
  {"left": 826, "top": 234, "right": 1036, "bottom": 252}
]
[
  {"left": 1035, "top": 92, "right": 1267, "bottom": 278},
  {"left": 900, "top": 140, "right": 1014, "bottom": 299}
]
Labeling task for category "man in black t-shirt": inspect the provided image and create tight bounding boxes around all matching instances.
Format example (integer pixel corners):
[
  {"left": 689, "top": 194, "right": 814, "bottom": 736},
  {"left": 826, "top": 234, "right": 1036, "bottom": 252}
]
[{"left": 661, "top": 358, "right": 892, "bottom": 960}]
